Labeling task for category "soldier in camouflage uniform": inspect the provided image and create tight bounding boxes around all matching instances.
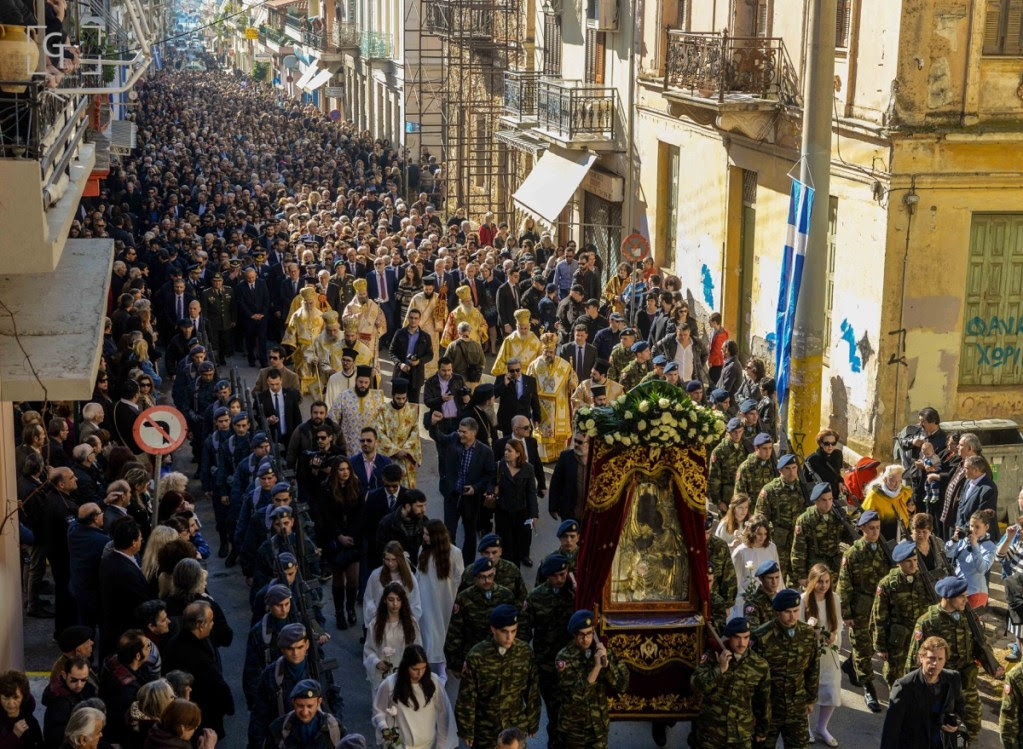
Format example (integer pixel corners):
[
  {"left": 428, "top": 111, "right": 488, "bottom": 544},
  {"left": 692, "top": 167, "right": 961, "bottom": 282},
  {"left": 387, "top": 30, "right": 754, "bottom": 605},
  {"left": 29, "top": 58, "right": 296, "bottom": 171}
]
[
  {"left": 690, "top": 616, "right": 771, "bottom": 749},
  {"left": 618, "top": 341, "right": 653, "bottom": 391},
  {"left": 445, "top": 557, "right": 516, "bottom": 674},
  {"left": 837, "top": 510, "right": 889, "bottom": 713},
  {"left": 736, "top": 434, "right": 777, "bottom": 511},
  {"left": 458, "top": 533, "right": 528, "bottom": 602},
  {"left": 999, "top": 651, "right": 1023, "bottom": 748},
  {"left": 456, "top": 604, "right": 541, "bottom": 748},
  {"left": 743, "top": 560, "right": 784, "bottom": 628},
  {"left": 752, "top": 589, "right": 820, "bottom": 749},
  {"left": 706, "top": 519, "right": 738, "bottom": 605},
  {"left": 521, "top": 554, "right": 575, "bottom": 746},
  {"left": 638, "top": 354, "right": 667, "bottom": 385},
  {"left": 555, "top": 609, "right": 629, "bottom": 749},
  {"left": 790, "top": 483, "right": 855, "bottom": 586},
  {"left": 753, "top": 453, "right": 805, "bottom": 585},
  {"left": 535, "top": 519, "right": 580, "bottom": 586},
  {"left": 606, "top": 328, "right": 637, "bottom": 382},
  {"left": 906, "top": 576, "right": 1002, "bottom": 741},
  {"left": 871, "top": 539, "right": 931, "bottom": 686},
  {"left": 707, "top": 417, "right": 750, "bottom": 514}
]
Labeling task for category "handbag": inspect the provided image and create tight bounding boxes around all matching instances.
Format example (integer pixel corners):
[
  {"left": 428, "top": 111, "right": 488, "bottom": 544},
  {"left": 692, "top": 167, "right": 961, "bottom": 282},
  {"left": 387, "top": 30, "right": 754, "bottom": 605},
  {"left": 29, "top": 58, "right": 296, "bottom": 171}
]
[{"left": 483, "top": 485, "right": 498, "bottom": 510}]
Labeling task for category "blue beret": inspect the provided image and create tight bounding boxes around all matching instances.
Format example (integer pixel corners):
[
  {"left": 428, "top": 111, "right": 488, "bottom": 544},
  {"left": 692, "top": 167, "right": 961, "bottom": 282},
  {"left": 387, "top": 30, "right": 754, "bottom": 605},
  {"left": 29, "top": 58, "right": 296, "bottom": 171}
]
[
  {"left": 489, "top": 603, "right": 518, "bottom": 628},
  {"left": 189, "top": 345, "right": 206, "bottom": 356},
  {"left": 471, "top": 557, "right": 495, "bottom": 576},
  {"left": 711, "top": 388, "right": 730, "bottom": 403},
  {"left": 557, "top": 519, "right": 579, "bottom": 537},
  {"left": 652, "top": 355, "right": 668, "bottom": 366},
  {"left": 215, "top": 379, "right": 230, "bottom": 389},
  {"left": 663, "top": 362, "right": 678, "bottom": 373},
  {"left": 686, "top": 380, "right": 703, "bottom": 393},
  {"left": 631, "top": 341, "right": 650, "bottom": 353},
  {"left": 289, "top": 678, "right": 321, "bottom": 700},
  {"left": 777, "top": 454, "right": 797, "bottom": 470},
  {"left": 722, "top": 617, "right": 751, "bottom": 637},
  {"left": 935, "top": 576, "right": 968, "bottom": 598},
  {"left": 726, "top": 417, "right": 743, "bottom": 431},
  {"left": 257, "top": 463, "right": 275, "bottom": 477},
  {"left": 270, "top": 505, "right": 293, "bottom": 520},
  {"left": 755, "top": 560, "right": 780, "bottom": 577},
  {"left": 772, "top": 588, "right": 802, "bottom": 611},
  {"left": 739, "top": 398, "right": 758, "bottom": 413},
  {"left": 810, "top": 482, "right": 833, "bottom": 502},
  {"left": 253, "top": 431, "right": 269, "bottom": 445},
  {"left": 857, "top": 509, "right": 879, "bottom": 526},
  {"left": 545, "top": 283, "right": 557, "bottom": 293},
  {"left": 213, "top": 406, "right": 229, "bottom": 419},
  {"left": 277, "top": 552, "right": 297, "bottom": 568},
  {"left": 198, "top": 361, "right": 215, "bottom": 373},
  {"left": 231, "top": 411, "right": 248, "bottom": 423},
  {"left": 271, "top": 482, "right": 291, "bottom": 495},
  {"left": 753, "top": 433, "right": 773, "bottom": 447},
  {"left": 265, "top": 584, "right": 292, "bottom": 605},
  {"left": 477, "top": 533, "right": 501, "bottom": 552},
  {"left": 567, "top": 609, "right": 596, "bottom": 634},
  {"left": 892, "top": 540, "right": 916, "bottom": 563},
  {"left": 539, "top": 553, "right": 569, "bottom": 578},
  {"left": 277, "top": 622, "right": 307, "bottom": 647}
]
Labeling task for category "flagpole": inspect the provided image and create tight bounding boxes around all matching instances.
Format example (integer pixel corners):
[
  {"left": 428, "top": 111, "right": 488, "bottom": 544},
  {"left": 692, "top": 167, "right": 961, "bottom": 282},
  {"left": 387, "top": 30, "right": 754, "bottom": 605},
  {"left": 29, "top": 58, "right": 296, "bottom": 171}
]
[{"left": 786, "top": 0, "right": 836, "bottom": 458}]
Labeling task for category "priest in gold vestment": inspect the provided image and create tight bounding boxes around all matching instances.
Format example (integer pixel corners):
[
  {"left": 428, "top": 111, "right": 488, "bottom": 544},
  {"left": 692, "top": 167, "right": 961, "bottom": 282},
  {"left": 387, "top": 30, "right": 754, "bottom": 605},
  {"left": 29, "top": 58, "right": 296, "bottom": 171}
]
[
  {"left": 375, "top": 378, "right": 422, "bottom": 488},
  {"left": 440, "top": 285, "right": 488, "bottom": 348},
  {"left": 527, "top": 332, "right": 579, "bottom": 462},
  {"left": 282, "top": 286, "right": 325, "bottom": 396},
  {"left": 491, "top": 309, "right": 543, "bottom": 377}
]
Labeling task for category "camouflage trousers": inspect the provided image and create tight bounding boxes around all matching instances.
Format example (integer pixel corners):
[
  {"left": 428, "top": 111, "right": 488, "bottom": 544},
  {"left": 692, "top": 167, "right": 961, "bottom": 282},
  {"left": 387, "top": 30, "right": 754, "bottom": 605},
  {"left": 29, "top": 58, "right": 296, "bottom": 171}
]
[
  {"left": 958, "top": 663, "right": 980, "bottom": 739},
  {"left": 848, "top": 619, "right": 875, "bottom": 686},
  {"left": 756, "top": 715, "right": 810, "bottom": 749}
]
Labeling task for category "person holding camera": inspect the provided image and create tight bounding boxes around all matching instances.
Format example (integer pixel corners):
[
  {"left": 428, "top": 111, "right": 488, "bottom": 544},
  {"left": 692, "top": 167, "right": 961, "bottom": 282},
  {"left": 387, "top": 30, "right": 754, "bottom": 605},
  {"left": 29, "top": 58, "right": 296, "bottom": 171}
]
[{"left": 881, "top": 635, "right": 964, "bottom": 749}]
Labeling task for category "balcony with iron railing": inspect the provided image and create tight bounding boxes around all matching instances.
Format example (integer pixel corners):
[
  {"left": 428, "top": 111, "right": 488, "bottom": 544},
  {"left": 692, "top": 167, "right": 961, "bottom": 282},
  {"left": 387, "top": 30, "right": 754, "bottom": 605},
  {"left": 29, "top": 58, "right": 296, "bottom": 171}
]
[
  {"left": 423, "top": 0, "right": 495, "bottom": 40},
  {"left": 360, "top": 30, "right": 393, "bottom": 59},
  {"left": 534, "top": 78, "right": 617, "bottom": 146},
  {"left": 663, "top": 30, "right": 796, "bottom": 104},
  {"left": 284, "top": 13, "right": 306, "bottom": 42},
  {"left": 502, "top": 69, "right": 541, "bottom": 123}
]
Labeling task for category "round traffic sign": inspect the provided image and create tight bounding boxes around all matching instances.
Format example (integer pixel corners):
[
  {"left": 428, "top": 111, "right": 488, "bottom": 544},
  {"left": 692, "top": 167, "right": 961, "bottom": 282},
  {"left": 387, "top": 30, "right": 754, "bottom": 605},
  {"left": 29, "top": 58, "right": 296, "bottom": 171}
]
[
  {"left": 133, "top": 406, "right": 188, "bottom": 456},
  {"left": 621, "top": 233, "right": 650, "bottom": 262}
]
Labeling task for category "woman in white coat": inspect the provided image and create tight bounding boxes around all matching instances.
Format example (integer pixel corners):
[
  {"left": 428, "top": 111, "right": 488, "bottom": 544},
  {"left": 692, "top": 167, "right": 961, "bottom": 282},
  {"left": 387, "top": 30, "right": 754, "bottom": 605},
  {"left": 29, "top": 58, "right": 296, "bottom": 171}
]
[
  {"left": 365, "top": 540, "right": 423, "bottom": 624},
  {"left": 414, "top": 520, "right": 463, "bottom": 679},
  {"left": 730, "top": 514, "right": 780, "bottom": 613},
  {"left": 373, "top": 644, "right": 456, "bottom": 749},
  {"left": 364, "top": 583, "right": 422, "bottom": 699},
  {"left": 799, "top": 562, "right": 843, "bottom": 747}
]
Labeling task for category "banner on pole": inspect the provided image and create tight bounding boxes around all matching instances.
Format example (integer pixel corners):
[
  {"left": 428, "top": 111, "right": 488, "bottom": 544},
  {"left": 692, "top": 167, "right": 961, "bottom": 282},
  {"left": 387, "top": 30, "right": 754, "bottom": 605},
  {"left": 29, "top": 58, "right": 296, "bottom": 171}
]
[{"left": 774, "top": 178, "right": 815, "bottom": 409}]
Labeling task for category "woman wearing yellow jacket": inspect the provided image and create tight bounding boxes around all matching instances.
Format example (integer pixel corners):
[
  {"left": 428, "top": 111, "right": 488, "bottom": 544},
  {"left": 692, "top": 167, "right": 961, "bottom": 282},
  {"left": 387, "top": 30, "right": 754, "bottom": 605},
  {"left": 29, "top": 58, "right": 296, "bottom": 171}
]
[{"left": 860, "top": 464, "right": 916, "bottom": 542}]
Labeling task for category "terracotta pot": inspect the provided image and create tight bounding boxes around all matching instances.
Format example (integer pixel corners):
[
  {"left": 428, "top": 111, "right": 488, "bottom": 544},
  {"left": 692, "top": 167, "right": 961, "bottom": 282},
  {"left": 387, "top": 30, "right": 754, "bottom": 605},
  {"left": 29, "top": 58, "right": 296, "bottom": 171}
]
[{"left": 0, "top": 25, "right": 40, "bottom": 93}]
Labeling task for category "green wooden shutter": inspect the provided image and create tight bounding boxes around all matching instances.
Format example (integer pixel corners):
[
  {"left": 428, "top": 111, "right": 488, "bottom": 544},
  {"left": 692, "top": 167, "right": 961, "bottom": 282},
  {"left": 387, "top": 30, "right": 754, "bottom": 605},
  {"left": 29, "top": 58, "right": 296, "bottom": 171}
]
[{"left": 960, "top": 214, "right": 1023, "bottom": 386}]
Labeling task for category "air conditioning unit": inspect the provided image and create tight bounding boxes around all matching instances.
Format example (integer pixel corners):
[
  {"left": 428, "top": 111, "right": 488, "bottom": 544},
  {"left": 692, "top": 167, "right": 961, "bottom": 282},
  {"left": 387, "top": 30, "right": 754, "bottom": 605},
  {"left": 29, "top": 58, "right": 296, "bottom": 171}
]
[{"left": 587, "top": 0, "right": 617, "bottom": 30}]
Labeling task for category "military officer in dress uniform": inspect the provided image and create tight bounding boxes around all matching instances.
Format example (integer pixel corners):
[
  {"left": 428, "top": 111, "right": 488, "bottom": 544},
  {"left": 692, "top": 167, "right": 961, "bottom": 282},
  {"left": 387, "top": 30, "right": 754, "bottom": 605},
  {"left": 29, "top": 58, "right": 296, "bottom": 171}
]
[
  {"left": 872, "top": 539, "right": 930, "bottom": 687},
  {"left": 201, "top": 272, "right": 235, "bottom": 365}
]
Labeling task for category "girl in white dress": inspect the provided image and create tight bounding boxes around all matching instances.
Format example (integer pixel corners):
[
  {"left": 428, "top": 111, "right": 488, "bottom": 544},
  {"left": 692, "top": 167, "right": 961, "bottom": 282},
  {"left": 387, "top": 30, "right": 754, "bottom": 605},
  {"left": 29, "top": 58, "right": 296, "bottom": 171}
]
[
  {"left": 364, "top": 583, "right": 423, "bottom": 699},
  {"left": 730, "top": 514, "right": 780, "bottom": 614},
  {"left": 372, "top": 644, "right": 457, "bottom": 749},
  {"left": 715, "top": 493, "right": 751, "bottom": 551},
  {"left": 799, "top": 562, "right": 843, "bottom": 747},
  {"left": 365, "top": 540, "right": 423, "bottom": 624},
  {"left": 415, "top": 520, "right": 463, "bottom": 680}
]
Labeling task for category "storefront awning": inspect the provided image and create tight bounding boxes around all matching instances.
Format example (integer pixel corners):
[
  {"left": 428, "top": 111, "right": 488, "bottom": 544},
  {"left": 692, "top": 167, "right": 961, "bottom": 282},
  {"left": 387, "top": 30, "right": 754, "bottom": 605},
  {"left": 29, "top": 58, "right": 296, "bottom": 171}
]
[
  {"left": 496, "top": 129, "right": 547, "bottom": 158},
  {"left": 512, "top": 145, "right": 597, "bottom": 225},
  {"left": 294, "top": 64, "right": 319, "bottom": 89},
  {"left": 265, "top": 0, "right": 304, "bottom": 8},
  {"left": 304, "top": 67, "right": 335, "bottom": 91}
]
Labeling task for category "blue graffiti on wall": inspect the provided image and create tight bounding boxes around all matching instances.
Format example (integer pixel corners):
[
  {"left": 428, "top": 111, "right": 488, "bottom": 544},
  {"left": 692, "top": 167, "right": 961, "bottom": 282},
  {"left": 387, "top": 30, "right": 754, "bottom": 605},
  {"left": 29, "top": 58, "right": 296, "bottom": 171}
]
[
  {"left": 965, "top": 314, "right": 1023, "bottom": 370},
  {"left": 700, "top": 264, "right": 715, "bottom": 308},
  {"left": 839, "top": 319, "right": 862, "bottom": 373}
]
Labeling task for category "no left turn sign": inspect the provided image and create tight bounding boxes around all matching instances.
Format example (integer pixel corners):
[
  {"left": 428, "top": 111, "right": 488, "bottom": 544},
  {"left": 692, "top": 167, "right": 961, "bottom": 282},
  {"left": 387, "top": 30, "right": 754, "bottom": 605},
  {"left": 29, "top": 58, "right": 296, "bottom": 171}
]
[{"left": 133, "top": 406, "right": 188, "bottom": 456}]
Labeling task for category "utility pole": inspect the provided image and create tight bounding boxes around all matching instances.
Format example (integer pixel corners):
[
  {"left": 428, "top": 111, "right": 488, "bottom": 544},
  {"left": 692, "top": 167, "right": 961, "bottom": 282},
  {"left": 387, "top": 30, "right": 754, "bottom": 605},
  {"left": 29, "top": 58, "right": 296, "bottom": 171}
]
[{"left": 787, "top": 0, "right": 836, "bottom": 457}]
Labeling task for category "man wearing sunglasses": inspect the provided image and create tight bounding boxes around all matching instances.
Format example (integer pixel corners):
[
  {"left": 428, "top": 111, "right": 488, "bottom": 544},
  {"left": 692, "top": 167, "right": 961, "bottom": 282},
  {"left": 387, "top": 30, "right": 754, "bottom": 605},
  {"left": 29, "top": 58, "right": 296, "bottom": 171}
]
[{"left": 42, "top": 656, "right": 96, "bottom": 747}]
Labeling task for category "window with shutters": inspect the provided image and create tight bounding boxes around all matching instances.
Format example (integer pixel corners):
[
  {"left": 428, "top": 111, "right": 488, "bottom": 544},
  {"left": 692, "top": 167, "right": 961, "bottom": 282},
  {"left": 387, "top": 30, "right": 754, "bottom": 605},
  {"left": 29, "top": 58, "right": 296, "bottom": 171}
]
[
  {"left": 754, "top": 0, "right": 770, "bottom": 37},
  {"left": 960, "top": 214, "right": 1023, "bottom": 386},
  {"left": 543, "top": 13, "right": 562, "bottom": 76},
  {"left": 585, "top": 28, "right": 606, "bottom": 84},
  {"left": 984, "top": 0, "right": 1023, "bottom": 55},
  {"left": 835, "top": 0, "right": 853, "bottom": 49}
]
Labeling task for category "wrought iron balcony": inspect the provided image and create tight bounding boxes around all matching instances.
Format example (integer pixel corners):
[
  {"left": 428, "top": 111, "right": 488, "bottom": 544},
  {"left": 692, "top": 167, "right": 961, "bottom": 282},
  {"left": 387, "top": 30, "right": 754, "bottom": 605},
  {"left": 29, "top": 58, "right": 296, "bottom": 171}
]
[
  {"left": 535, "top": 79, "right": 616, "bottom": 142},
  {"left": 360, "top": 31, "right": 393, "bottom": 59},
  {"left": 664, "top": 30, "right": 795, "bottom": 103},
  {"left": 424, "top": 0, "right": 494, "bottom": 40},
  {"left": 331, "top": 22, "right": 361, "bottom": 49},
  {"left": 503, "top": 69, "right": 541, "bottom": 123}
]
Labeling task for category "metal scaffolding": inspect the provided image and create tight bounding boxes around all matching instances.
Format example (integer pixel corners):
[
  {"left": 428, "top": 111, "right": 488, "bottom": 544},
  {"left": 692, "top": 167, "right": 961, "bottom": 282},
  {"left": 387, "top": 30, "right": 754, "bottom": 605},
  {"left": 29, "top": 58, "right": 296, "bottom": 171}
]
[{"left": 411, "top": 0, "right": 522, "bottom": 222}]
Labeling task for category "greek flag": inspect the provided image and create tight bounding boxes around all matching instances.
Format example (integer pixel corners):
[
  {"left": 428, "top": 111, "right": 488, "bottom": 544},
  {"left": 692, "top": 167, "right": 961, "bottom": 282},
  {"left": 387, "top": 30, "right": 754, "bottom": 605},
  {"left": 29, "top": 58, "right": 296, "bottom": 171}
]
[{"left": 774, "top": 179, "right": 815, "bottom": 409}]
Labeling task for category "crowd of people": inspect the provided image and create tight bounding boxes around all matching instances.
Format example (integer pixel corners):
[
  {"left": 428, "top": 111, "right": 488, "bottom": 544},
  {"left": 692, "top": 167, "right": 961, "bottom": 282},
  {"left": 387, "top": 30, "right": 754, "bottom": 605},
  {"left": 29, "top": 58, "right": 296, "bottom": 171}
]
[{"left": 8, "top": 62, "right": 1023, "bottom": 749}]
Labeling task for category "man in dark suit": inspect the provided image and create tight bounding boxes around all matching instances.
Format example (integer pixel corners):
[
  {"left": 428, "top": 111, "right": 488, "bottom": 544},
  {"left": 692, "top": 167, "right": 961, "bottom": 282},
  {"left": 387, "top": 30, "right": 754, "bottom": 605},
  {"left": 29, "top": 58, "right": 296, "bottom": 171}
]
[
  {"left": 428, "top": 414, "right": 495, "bottom": 564},
  {"left": 164, "top": 601, "right": 235, "bottom": 738},
  {"left": 954, "top": 455, "right": 999, "bottom": 536},
  {"left": 362, "top": 463, "right": 407, "bottom": 569},
  {"left": 366, "top": 256, "right": 398, "bottom": 343},
  {"left": 388, "top": 307, "right": 434, "bottom": 403},
  {"left": 236, "top": 266, "right": 272, "bottom": 367},
  {"left": 558, "top": 323, "right": 598, "bottom": 383},
  {"left": 156, "top": 277, "right": 196, "bottom": 341},
  {"left": 278, "top": 263, "right": 304, "bottom": 321},
  {"left": 548, "top": 434, "right": 588, "bottom": 522},
  {"left": 98, "top": 517, "right": 149, "bottom": 656},
  {"left": 880, "top": 635, "right": 964, "bottom": 749},
  {"left": 254, "top": 370, "right": 302, "bottom": 448},
  {"left": 493, "top": 416, "right": 547, "bottom": 566},
  {"left": 350, "top": 425, "right": 393, "bottom": 494},
  {"left": 493, "top": 359, "right": 542, "bottom": 436},
  {"left": 496, "top": 266, "right": 523, "bottom": 335},
  {"left": 111, "top": 380, "right": 143, "bottom": 455}
]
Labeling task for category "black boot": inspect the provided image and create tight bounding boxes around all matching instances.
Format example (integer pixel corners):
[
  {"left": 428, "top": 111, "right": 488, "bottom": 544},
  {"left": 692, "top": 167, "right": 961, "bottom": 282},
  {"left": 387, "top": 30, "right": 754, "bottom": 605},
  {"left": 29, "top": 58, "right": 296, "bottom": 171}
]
[
  {"left": 217, "top": 531, "right": 230, "bottom": 559},
  {"left": 224, "top": 523, "right": 238, "bottom": 567},
  {"left": 346, "top": 585, "right": 358, "bottom": 626},
  {"left": 841, "top": 657, "right": 862, "bottom": 688},
  {"left": 333, "top": 586, "right": 347, "bottom": 630},
  {"left": 863, "top": 682, "right": 882, "bottom": 713}
]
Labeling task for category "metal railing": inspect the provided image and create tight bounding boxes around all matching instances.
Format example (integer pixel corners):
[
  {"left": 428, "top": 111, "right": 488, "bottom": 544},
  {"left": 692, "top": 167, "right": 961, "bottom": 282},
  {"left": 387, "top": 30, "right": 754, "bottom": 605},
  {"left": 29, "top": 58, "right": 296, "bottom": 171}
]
[
  {"left": 360, "top": 30, "right": 393, "bottom": 58},
  {"left": 535, "top": 79, "right": 616, "bottom": 141},
  {"left": 331, "top": 21, "right": 360, "bottom": 48},
  {"left": 262, "top": 24, "right": 288, "bottom": 46},
  {"left": 664, "top": 30, "right": 793, "bottom": 102},
  {"left": 424, "top": 0, "right": 493, "bottom": 38},
  {"left": 503, "top": 69, "right": 541, "bottom": 121}
]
